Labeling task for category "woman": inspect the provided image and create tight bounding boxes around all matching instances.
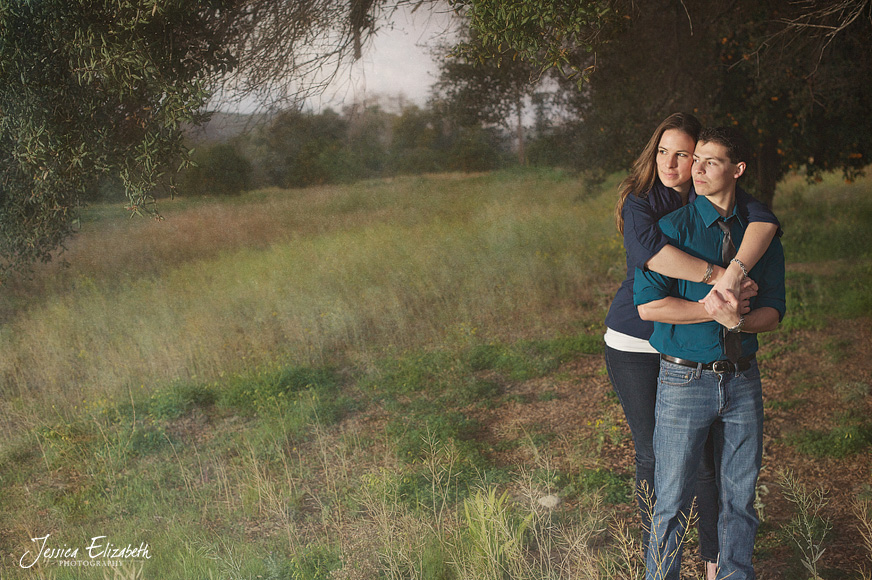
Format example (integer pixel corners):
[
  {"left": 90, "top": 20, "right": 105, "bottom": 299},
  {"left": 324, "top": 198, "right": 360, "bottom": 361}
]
[{"left": 603, "top": 113, "right": 780, "bottom": 579}]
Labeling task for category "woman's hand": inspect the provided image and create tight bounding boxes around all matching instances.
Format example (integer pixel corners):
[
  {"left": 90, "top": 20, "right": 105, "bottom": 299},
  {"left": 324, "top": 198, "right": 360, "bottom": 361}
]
[
  {"left": 703, "top": 275, "right": 757, "bottom": 314},
  {"left": 737, "top": 278, "right": 758, "bottom": 315},
  {"left": 709, "top": 263, "right": 743, "bottom": 301},
  {"left": 700, "top": 288, "right": 743, "bottom": 329}
]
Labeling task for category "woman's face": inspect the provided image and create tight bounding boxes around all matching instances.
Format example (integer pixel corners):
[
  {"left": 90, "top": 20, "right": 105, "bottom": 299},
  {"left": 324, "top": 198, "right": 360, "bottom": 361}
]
[{"left": 656, "top": 129, "right": 696, "bottom": 194}]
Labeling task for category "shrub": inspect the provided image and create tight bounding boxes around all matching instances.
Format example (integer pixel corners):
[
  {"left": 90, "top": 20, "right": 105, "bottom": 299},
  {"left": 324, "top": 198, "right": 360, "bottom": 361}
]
[{"left": 183, "top": 142, "right": 252, "bottom": 196}]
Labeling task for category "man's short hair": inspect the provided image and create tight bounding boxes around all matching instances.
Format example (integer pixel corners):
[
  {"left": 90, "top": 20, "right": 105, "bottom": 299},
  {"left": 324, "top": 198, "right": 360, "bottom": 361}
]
[{"left": 698, "top": 126, "right": 751, "bottom": 166}]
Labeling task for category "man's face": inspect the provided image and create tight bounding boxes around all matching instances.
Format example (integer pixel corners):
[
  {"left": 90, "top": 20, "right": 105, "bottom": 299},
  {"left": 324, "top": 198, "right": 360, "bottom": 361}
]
[{"left": 692, "top": 140, "right": 746, "bottom": 197}]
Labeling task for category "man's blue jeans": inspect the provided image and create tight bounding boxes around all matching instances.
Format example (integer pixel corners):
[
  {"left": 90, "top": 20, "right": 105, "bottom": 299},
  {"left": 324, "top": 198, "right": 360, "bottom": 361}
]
[
  {"left": 646, "top": 359, "right": 763, "bottom": 580},
  {"left": 605, "top": 346, "right": 720, "bottom": 562}
]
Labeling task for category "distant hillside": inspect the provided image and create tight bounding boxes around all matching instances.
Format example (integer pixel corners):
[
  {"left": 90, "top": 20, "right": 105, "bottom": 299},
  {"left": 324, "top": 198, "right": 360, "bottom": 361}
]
[{"left": 183, "top": 110, "right": 272, "bottom": 144}]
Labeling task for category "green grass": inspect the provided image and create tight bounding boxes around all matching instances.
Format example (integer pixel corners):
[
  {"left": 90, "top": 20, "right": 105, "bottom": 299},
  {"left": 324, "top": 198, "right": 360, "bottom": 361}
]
[
  {"left": 778, "top": 173, "right": 872, "bottom": 264},
  {"left": 562, "top": 467, "right": 634, "bottom": 505},
  {"left": 782, "top": 266, "right": 872, "bottom": 330},
  {"left": 264, "top": 543, "right": 343, "bottom": 580},
  {"left": 786, "top": 379, "right": 872, "bottom": 459},
  {"left": 765, "top": 398, "right": 806, "bottom": 411},
  {"left": 777, "top": 171, "right": 872, "bottom": 328},
  {"left": 788, "top": 423, "right": 872, "bottom": 459}
]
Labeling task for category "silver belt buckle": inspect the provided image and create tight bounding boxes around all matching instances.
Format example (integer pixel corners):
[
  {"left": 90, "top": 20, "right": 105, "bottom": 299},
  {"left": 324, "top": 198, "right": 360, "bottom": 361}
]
[{"left": 712, "top": 360, "right": 732, "bottom": 374}]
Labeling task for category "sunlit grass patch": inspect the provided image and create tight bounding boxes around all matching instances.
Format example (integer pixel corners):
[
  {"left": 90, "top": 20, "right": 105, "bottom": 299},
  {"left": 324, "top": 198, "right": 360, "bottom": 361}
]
[
  {"left": 788, "top": 423, "right": 872, "bottom": 459},
  {"left": 141, "top": 380, "right": 217, "bottom": 420},
  {"left": 782, "top": 262, "right": 872, "bottom": 330},
  {"left": 0, "top": 170, "right": 620, "bottom": 432},
  {"left": 779, "top": 172, "right": 872, "bottom": 264},
  {"left": 462, "top": 333, "right": 602, "bottom": 381},
  {"left": 217, "top": 365, "right": 340, "bottom": 415}
]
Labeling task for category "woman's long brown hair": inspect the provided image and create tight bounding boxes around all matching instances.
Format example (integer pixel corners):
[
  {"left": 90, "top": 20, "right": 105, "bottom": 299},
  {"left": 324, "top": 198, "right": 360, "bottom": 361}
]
[{"left": 615, "top": 113, "right": 702, "bottom": 234}]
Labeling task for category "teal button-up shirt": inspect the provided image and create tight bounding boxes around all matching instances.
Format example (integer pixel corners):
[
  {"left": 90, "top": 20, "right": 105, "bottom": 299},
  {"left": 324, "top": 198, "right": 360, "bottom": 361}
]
[{"left": 633, "top": 194, "right": 786, "bottom": 364}]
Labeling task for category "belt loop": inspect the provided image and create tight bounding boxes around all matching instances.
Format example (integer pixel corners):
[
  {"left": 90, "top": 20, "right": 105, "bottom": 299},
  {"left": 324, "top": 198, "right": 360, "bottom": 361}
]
[{"left": 693, "top": 363, "right": 703, "bottom": 379}]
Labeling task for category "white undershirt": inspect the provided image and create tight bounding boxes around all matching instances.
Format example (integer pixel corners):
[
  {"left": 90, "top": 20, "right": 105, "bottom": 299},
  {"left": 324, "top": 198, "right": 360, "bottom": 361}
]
[{"left": 604, "top": 327, "right": 659, "bottom": 354}]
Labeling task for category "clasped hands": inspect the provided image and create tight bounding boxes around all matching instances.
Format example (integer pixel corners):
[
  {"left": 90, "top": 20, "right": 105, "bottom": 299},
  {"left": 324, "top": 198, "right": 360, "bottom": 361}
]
[{"left": 700, "top": 275, "right": 757, "bottom": 329}]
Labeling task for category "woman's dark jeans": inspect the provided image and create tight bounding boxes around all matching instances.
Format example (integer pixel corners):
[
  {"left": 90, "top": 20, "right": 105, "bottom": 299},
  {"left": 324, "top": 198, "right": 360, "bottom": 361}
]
[{"left": 604, "top": 345, "right": 719, "bottom": 562}]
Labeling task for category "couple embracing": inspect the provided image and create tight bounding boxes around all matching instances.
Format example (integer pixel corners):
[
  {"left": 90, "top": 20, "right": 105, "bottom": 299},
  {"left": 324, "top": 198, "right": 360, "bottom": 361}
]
[{"left": 604, "top": 114, "right": 786, "bottom": 580}]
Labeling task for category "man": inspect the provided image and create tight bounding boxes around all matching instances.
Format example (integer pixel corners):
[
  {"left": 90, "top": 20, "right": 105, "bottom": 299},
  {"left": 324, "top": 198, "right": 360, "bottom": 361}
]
[{"left": 633, "top": 127, "right": 786, "bottom": 580}]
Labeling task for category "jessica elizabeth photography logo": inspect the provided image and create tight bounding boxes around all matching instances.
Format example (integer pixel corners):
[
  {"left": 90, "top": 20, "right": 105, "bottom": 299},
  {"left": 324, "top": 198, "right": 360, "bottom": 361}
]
[{"left": 18, "top": 533, "right": 151, "bottom": 569}]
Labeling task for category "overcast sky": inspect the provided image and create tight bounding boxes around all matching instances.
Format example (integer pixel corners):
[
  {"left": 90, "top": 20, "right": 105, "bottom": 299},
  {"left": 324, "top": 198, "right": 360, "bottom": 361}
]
[
  {"left": 211, "top": 4, "right": 457, "bottom": 115},
  {"left": 309, "top": 4, "right": 456, "bottom": 112}
]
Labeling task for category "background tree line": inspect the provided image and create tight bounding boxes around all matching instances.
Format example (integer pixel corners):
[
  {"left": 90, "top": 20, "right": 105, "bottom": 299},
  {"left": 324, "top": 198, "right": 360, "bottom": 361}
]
[{"left": 174, "top": 101, "right": 509, "bottom": 197}]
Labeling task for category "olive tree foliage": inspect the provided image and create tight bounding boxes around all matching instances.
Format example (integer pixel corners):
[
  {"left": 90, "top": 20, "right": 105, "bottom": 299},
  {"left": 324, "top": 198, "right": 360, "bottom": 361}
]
[
  {"left": 448, "top": 0, "right": 620, "bottom": 84},
  {"left": 245, "top": 102, "right": 505, "bottom": 186},
  {"left": 253, "top": 108, "right": 350, "bottom": 188},
  {"left": 0, "top": 0, "right": 239, "bottom": 274},
  {"left": 0, "top": 0, "right": 414, "bottom": 277}
]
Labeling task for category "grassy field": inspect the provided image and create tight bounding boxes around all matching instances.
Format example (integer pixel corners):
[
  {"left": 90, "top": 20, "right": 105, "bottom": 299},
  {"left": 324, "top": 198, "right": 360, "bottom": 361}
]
[{"left": 0, "top": 168, "right": 870, "bottom": 579}]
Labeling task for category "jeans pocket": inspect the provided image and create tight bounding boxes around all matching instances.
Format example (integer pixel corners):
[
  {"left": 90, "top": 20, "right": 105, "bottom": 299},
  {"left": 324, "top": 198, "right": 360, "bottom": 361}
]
[
  {"left": 659, "top": 366, "right": 694, "bottom": 387},
  {"left": 737, "top": 361, "right": 761, "bottom": 381}
]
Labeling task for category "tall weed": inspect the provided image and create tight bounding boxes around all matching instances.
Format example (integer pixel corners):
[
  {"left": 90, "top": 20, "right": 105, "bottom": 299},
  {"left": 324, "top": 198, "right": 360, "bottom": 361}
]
[
  {"left": 778, "top": 469, "right": 832, "bottom": 580},
  {"left": 854, "top": 497, "right": 872, "bottom": 580}
]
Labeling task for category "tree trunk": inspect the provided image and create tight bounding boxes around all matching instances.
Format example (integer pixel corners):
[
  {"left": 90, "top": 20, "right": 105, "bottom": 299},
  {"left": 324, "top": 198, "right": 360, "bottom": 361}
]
[
  {"left": 755, "top": 139, "right": 779, "bottom": 208},
  {"left": 516, "top": 100, "right": 525, "bottom": 165}
]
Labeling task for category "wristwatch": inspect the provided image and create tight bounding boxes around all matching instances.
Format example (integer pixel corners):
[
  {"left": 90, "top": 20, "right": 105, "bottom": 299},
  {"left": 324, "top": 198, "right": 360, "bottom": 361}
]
[{"left": 727, "top": 316, "right": 746, "bottom": 333}]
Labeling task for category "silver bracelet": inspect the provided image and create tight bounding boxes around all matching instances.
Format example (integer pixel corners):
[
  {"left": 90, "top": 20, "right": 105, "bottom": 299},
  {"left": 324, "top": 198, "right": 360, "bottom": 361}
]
[
  {"left": 727, "top": 315, "right": 746, "bottom": 333},
  {"left": 730, "top": 258, "right": 749, "bottom": 278},
  {"left": 702, "top": 262, "right": 713, "bottom": 284}
]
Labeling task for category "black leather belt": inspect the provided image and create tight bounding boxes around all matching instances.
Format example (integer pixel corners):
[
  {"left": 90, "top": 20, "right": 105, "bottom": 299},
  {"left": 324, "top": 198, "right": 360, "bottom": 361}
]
[{"left": 661, "top": 354, "right": 755, "bottom": 374}]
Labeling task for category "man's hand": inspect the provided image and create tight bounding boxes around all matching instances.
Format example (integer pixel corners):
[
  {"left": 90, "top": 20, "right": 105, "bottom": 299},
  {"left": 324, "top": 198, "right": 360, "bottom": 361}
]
[
  {"left": 700, "top": 288, "right": 743, "bottom": 329},
  {"left": 704, "top": 277, "right": 757, "bottom": 315}
]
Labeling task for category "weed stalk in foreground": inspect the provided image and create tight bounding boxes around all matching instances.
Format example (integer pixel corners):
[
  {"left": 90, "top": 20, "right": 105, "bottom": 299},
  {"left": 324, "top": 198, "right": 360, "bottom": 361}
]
[
  {"left": 853, "top": 496, "right": 872, "bottom": 580},
  {"left": 778, "top": 468, "right": 832, "bottom": 580}
]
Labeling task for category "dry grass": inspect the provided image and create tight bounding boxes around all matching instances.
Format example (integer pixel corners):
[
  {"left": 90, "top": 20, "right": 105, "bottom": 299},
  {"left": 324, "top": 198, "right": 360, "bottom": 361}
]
[{"left": 0, "top": 169, "right": 621, "bottom": 439}]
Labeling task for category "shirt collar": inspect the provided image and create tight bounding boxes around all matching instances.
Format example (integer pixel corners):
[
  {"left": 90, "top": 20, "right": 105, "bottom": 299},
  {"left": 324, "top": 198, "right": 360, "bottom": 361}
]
[
  {"left": 650, "top": 179, "right": 685, "bottom": 202},
  {"left": 693, "top": 194, "right": 747, "bottom": 228}
]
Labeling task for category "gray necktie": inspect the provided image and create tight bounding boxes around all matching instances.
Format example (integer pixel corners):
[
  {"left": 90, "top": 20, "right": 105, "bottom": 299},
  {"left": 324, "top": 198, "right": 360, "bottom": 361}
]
[{"left": 716, "top": 218, "right": 743, "bottom": 364}]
